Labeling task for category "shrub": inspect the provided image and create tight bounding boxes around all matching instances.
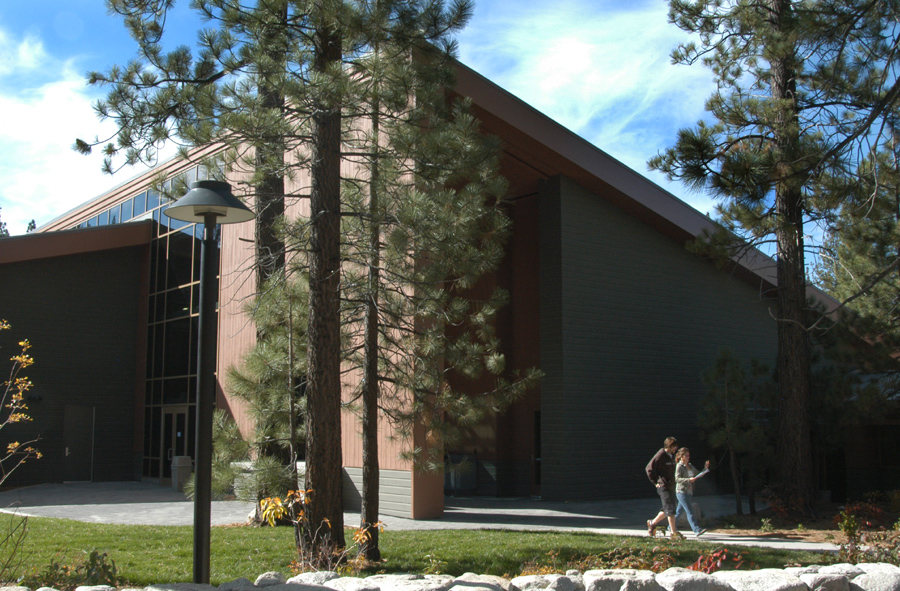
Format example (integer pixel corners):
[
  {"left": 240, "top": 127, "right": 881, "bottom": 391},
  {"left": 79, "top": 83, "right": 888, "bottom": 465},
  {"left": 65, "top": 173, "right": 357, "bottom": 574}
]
[
  {"left": 519, "top": 542, "right": 677, "bottom": 574},
  {"left": 688, "top": 548, "right": 755, "bottom": 574},
  {"left": 22, "top": 550, "right": 122, "bottom": 591},
  {"left": 259, "top": 490, "right": 381, "bottom": 574},
  {"left": 0, "top": 320, "right": 41, "bottom": 584}
]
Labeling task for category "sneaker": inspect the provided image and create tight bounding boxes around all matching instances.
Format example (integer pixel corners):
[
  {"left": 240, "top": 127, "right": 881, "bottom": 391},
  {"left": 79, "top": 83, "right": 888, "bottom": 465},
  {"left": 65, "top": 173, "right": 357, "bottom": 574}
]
[
  {"left": 647, "top": 520, "right": 656, "bottom": 537},
  {"left": 695, "top": 529, "right": 707, "bottom": 537}
]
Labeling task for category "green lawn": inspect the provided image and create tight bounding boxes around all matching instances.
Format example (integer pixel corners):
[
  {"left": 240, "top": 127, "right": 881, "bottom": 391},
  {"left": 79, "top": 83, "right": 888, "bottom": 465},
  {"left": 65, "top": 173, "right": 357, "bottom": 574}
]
[{"left": 2, "top": 514, "right": 829, "bottom": 587}]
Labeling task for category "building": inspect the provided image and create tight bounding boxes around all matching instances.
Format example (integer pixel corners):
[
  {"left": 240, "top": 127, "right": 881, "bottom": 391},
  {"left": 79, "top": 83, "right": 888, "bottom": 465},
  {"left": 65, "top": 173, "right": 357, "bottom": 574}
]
[{"left": 0, "top": 62, "right": 841, "bottom": 515}]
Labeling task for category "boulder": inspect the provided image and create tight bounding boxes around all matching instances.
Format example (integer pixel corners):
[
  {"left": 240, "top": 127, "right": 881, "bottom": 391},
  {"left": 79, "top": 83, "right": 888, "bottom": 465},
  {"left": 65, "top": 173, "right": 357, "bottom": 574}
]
[
  {"left": 324, "top": 578, "right": 382, "bottom": 591},
  {"left": 849, "top": 572, "right": 900, "bottom": 591},
  {"left": 289, "top": 573, "right": 342, "bottom": 586},
  {"left": 450, "top": 573, "right": 511, "bottom": 591},
  {"left": 362, "top": 574, "right": 454, "bottom": 591},
  {"left": 820, "top": 566, "right": 865, "bottom": 579},
  {"left": 711, "top": 570, "right": 805, "bottom": 591},
  {"left": 218, "top": 578, "right": 256, "bottom": 591},
  {"left": 145, "top": 584, "right": 217, "bottom": 591},
  {"left": 583, "top": 569, "right": 663, "bottom": 591},
  {"left": 511, "top": 575, "right": 581, "bottom": 591},
  {"left": 655, "top": 567, "right": 736, "bottom": 591},
  {"left": 256, "top": 573, "right": 288, "bottom": 587},
  {"left": 799, "top": 574, "right": 851, "bottom": 591}
]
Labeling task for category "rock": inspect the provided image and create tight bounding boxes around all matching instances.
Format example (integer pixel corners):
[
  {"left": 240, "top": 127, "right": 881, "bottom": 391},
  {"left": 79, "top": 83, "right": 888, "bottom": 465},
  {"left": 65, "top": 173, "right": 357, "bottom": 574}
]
[
  {"left": 712, "top": 570, "right": 806, "bottom": 591},
  {"left": 218, "top": 578, "right": 256, "bottom": 591},
  {"left": 655, "top": 567, "right": 736, "bottom": 591},
  {"left": 784, "top": 566, "right": 822, "bottom": 576},
  {"left": 820, "top": 566, "right": 865, "bottom": 579},
  {"left": 849, "top": 572, "right": 900, "bottom": 591},
  {"left": 324, "top": 578, "right": 383, "bottom": 591},
  {"left": 856, "top": 566, "right": 900, "bottom": 576},
  {"left": 363, "top": 574, "right": 453, "bottom": 591},
  {"left": 450, "top": 573, "right": 511, "bottom": 591},
  {"left": 74, "top": 586, "right": 117, "bottom": 591},
  {"left": 289, "top": 573, "right": 342, "bottom": 586},
  {"left": 799, "top": 573, "right": 850, "bottom": 591},
  {"left": 256, "top": 573, "right": 288, "bottom": 587},
  {"left": 261, "top": 584, "right": 331, "bottom": 591},
  {"left": 145, "top": 584, "right": 217, "bottom": 591},
  {"left": 583, "top": 569, "right": 662, "bottom": 591},
  {"left": 511, "top": 575, "right": 582, "bottom": 591}
]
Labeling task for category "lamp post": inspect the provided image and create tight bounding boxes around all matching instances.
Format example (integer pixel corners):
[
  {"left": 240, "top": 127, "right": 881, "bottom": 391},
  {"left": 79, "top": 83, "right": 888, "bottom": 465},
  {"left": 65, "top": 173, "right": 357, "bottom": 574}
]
[{"left": 165, "top": 180, "right": 255, "bottom": 584}]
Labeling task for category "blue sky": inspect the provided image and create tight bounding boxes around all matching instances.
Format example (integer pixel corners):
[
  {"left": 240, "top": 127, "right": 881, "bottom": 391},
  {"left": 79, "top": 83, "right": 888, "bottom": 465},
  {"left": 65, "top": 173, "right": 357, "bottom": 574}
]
[{"left": 0, "top": 0, "right": 718, "bottom": 235}]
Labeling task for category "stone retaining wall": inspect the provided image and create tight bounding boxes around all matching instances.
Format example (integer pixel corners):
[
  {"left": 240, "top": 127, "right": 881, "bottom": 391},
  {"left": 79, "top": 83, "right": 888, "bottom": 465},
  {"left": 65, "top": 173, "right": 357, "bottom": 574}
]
[{"left": 3, "top": 562, "right": 899, "bottom": 591}]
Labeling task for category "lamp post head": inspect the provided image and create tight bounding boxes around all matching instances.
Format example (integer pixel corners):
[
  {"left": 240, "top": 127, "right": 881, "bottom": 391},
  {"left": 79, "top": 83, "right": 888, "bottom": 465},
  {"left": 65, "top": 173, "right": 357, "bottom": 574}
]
[{"left": 165, "top": 180, "right": 255, "bottom": 225}]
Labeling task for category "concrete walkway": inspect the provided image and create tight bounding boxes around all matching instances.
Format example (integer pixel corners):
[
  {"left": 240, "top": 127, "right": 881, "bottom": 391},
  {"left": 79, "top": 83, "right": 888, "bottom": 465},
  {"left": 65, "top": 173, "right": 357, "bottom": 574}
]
[{"left": 0, "top": 481, "right": 838, "bottom": 553}]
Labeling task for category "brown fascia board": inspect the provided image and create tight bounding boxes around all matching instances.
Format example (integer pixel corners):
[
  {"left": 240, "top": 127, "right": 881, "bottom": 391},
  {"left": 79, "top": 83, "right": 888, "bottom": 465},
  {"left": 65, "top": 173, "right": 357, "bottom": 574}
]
[
  {"left": 0, "top": 220, "right": 153, "bottom": 266},
  {"left": 452, "top": 60, "right": 839, "bottom": 313}
]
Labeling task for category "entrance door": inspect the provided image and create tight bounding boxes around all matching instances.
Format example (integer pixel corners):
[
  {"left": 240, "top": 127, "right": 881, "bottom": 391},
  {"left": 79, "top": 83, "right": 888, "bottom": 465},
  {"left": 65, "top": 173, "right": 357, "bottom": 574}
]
[
  {"left": 160, "top": 406, "right": 189, "bottom": 484},
  {"left": 64, "top": 405, "right": 95, "bottom": 482}
]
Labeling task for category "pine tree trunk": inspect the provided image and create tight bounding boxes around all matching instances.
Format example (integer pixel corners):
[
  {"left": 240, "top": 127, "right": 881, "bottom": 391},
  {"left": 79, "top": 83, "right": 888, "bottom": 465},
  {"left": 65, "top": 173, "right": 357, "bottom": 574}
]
[
  {"left": 768, "top": 0, "right": 814, "bottom": 512},
  {"left": 304, "top": 21, "right": 345, "bottom": 553},
  {"left": 730, "top": 447, "right": 743, "bottom": 515},
  {"left": 360, "top": 98, "right": 381, "bottom": 562},
  {"left": 255, "top": 6, "right": 286, "bottom": 286}
]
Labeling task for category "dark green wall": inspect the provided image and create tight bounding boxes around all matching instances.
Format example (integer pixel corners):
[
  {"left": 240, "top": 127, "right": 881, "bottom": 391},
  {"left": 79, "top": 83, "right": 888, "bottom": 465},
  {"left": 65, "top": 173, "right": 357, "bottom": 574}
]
[
  {"left": 539, "top": 175, "right": 777, "bottom": 500},
  {"left": 0, "top": 246, "right": 145, "bottom": 486}
]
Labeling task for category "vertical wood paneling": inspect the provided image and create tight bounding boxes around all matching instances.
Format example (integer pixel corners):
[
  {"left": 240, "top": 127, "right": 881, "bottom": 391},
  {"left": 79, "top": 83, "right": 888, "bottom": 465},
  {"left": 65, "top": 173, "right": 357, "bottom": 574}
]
[{"left": 540, "top": 175, "right": 778, "bottom": 501}]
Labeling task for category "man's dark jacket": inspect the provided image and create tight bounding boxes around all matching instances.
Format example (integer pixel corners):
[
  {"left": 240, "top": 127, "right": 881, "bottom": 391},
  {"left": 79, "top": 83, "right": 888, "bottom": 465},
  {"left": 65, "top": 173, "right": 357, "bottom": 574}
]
[{"left": 645, "top": 448, "right": 676, "bottom": 491}]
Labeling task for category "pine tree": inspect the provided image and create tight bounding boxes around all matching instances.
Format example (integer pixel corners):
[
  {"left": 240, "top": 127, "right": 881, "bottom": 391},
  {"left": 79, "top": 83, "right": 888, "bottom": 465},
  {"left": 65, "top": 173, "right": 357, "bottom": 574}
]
[
  {"left": 650, "top": 0, "right": 900, "bottom": 510},
  {"left": 699, "top": 349, "right": 775, "bottom": 516},
  {"left": 334, "top": 36, "right": 541, "bottom": 559},
  {"left": 80, "top": 0, "right": 531, "bottom": 557},
  {"left": 223, "top": 273, "right": 308, "bottom": 503}
]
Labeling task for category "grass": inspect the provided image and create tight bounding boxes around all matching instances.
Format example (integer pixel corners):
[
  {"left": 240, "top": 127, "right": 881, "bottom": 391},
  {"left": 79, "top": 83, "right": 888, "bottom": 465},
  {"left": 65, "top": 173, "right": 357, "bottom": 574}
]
[{"left": 2, "top": 514, "right": 829, "bottom": 587}]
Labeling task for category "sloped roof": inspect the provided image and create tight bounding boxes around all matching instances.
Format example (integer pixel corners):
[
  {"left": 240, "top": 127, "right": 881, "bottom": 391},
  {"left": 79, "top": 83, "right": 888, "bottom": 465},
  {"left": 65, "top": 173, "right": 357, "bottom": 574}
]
[{"left": 453, "top": 60, "right": 839, "bottom": 313}]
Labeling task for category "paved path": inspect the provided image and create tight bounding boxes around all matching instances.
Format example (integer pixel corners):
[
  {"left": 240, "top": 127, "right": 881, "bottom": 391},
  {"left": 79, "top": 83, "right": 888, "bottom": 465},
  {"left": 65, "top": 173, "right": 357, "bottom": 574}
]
[{"left": 0, "top": 482, "right": 837, "bottom": 553}]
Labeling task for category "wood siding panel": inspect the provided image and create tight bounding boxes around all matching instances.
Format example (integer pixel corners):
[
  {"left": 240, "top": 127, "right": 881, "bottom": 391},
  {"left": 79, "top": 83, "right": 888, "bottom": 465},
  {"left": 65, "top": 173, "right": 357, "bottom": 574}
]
[
  {"left": 342, "top": 467, "right": 412, "bottom": 518},
  {"left": 0, "top": 247, "right": 145, "bottom": 485},
  {"left": 539, "top": 175, "right": 777, "bottom": 500}
]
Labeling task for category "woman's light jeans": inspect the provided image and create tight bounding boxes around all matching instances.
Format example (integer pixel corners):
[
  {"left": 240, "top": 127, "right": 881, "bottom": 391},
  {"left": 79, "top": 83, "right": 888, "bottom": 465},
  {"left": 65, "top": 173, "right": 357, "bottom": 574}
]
[{"left": 675, "top": 492, "right": 701, "bottom": 534}]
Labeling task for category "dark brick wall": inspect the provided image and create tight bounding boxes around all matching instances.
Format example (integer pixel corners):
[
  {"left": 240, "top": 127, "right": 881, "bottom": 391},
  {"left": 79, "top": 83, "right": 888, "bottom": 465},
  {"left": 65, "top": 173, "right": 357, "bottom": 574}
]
[
  {"left": 0, "top": 246, "right": 145, "bottom": 486},
  {"left": 538, "top": 175, "right": 777, "bottom": 501}
]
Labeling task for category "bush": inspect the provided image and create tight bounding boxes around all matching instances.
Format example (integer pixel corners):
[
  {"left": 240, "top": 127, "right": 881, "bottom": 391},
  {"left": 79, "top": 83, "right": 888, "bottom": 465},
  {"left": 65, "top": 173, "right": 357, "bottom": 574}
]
[
  {"left": 688, "top": 548, "right": 755, "bottom": 574},
  {"left": 22, "top": 550, "right": 122, "bottom": 591}
]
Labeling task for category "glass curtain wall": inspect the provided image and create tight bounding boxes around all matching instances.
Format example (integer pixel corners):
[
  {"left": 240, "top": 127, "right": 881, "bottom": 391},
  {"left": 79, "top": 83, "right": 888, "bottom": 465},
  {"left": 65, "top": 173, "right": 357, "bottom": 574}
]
[{"left": 73, "top": 166, "right": 216, "bottom": 481}]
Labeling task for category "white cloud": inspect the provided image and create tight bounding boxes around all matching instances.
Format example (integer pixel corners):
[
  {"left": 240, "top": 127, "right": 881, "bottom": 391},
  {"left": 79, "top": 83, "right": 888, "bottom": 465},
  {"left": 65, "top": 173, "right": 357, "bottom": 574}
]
[
  {"left": 0, "top": 28, "right": 164, "bottom": 236},
  {"left": 0, "top": 29, "right": 47, "bottom": 76},
  {"left": 457, "top": 0, "right": 718, "bottom": 215}
]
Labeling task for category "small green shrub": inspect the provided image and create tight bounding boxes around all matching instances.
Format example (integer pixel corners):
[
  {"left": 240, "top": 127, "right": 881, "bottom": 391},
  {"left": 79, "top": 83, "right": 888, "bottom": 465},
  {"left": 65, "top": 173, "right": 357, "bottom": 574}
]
[
  {"left": 422, "top": 554, "right": 448, "bottom": 575},
  {"left": 564, "top": 542, "right": 676, "bottom": 573},
  {"left": 759, "top": 518, "right": 774, "bottom": 533},
  {"left": 23, "top": 550, "right": 121, "bottom": 591}
]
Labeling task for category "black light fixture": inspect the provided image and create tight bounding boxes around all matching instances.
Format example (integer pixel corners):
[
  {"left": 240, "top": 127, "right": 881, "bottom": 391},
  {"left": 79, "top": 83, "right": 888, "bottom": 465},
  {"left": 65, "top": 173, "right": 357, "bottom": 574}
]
[{"left": 165, "top": 180, "right": 254, "bottom": 584}]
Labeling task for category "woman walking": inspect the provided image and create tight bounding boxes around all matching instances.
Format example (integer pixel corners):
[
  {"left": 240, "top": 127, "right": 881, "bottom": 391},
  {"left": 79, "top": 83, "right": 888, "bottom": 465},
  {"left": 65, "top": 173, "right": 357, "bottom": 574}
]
[{"left": 674, "top": 447, "right": 709, "bottom": 537}]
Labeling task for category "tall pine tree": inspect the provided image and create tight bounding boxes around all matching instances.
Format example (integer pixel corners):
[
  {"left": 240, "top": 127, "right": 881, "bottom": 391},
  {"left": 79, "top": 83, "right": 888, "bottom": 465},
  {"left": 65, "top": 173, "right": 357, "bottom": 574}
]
[
  {"left": 81, "top": 0, "right": 536, "bottom": 558},
  {"left": 335, "top": 37, "right": 541, "bottom": 558},
  {"left": 650, "top": 0, "right": 900, "bottom": 510}
]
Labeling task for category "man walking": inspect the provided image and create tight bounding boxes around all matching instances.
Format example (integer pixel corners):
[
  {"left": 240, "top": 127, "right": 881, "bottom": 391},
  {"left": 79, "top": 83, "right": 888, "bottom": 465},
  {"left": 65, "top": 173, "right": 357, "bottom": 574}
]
[{"left": 645, "top": 436, "right": 682, "bottom": 539}]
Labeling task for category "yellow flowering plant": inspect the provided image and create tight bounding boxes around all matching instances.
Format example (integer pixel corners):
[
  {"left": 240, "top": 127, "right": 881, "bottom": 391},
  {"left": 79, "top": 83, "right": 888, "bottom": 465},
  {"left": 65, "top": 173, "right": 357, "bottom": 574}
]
[
  {"left": 259, "top": 489, "right": 383, "bottom": 573},
  {"left": 1, "top": 320, "right": 41, "bottom": 485}
]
